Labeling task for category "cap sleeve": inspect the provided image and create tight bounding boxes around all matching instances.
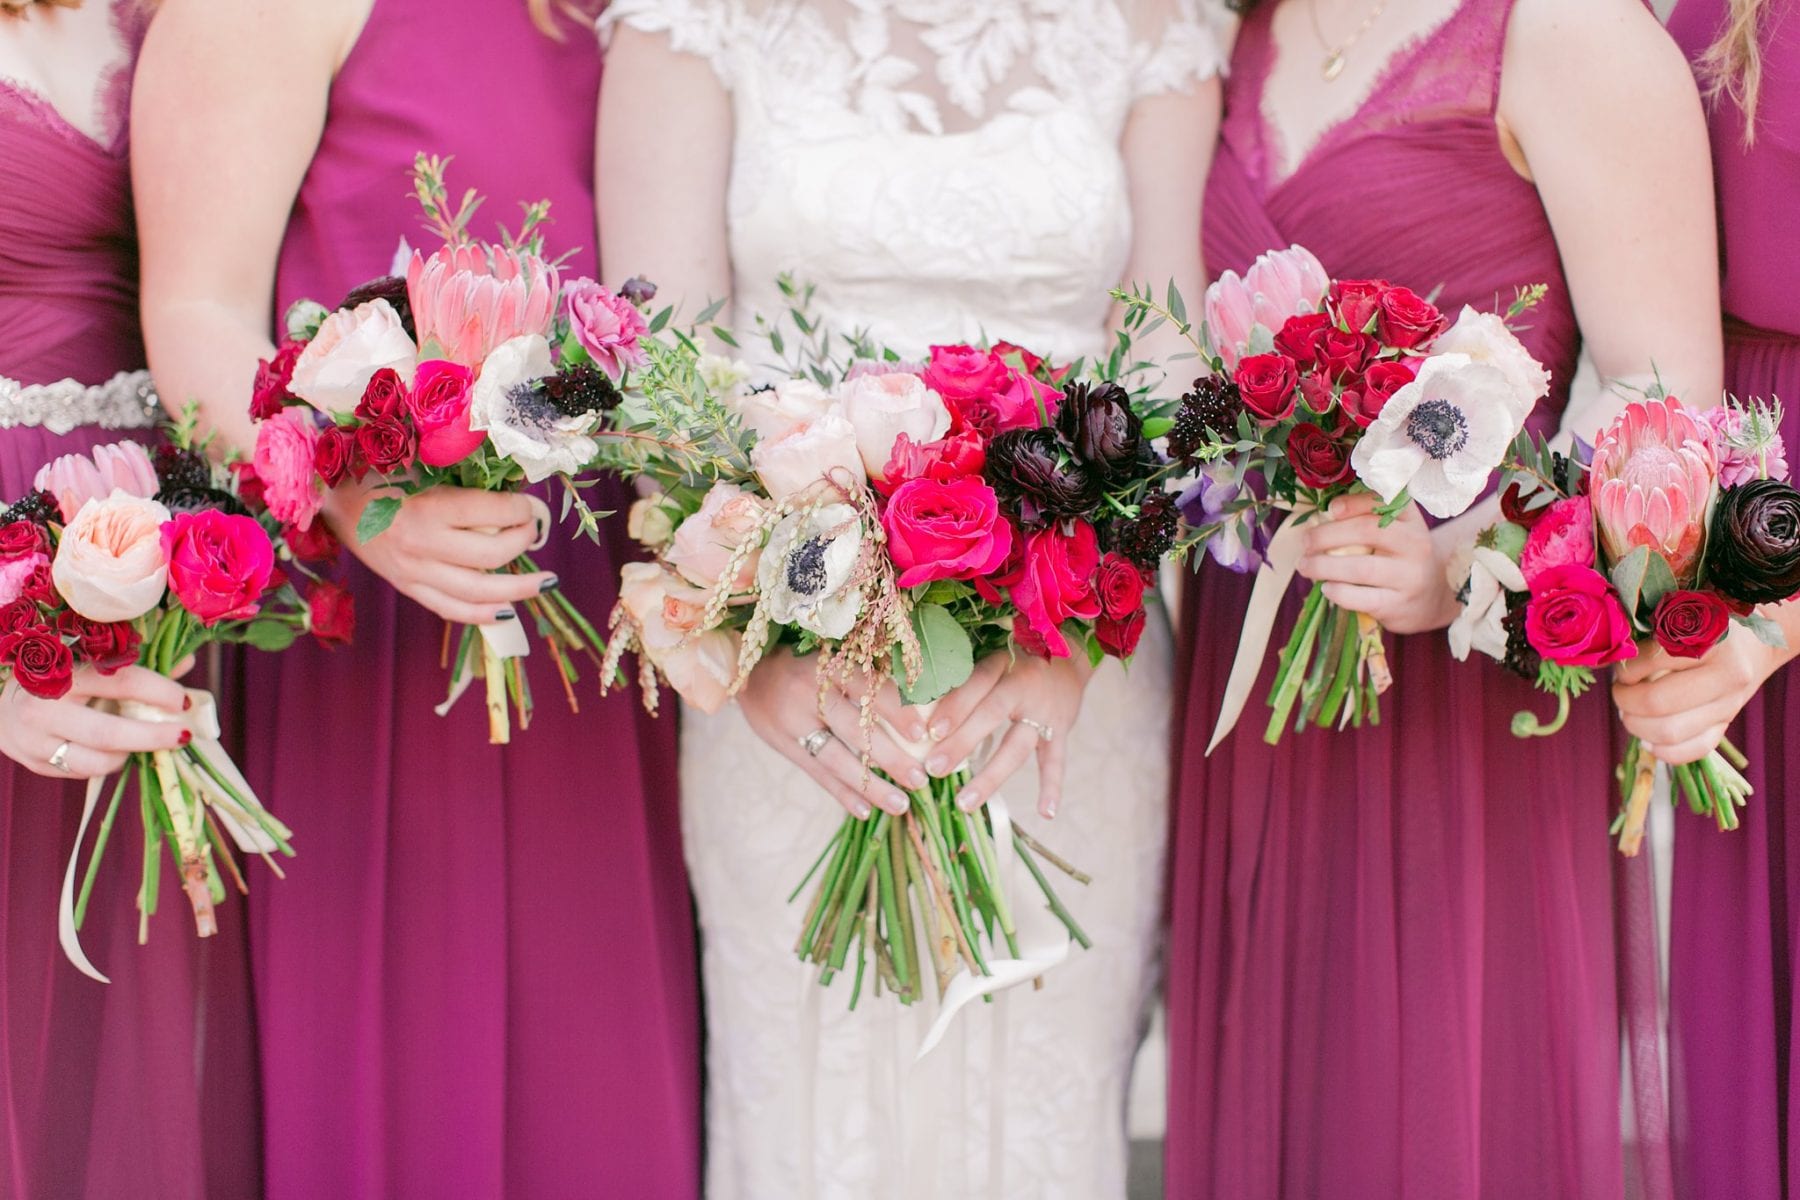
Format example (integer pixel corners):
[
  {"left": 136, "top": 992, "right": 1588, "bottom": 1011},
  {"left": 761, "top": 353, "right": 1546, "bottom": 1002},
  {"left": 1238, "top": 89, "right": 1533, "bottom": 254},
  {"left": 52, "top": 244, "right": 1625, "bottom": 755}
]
[
  {"left": 597, "top": 0, "right": 740, "bottom": 87},
  {"left": 1127, "top": 0, "right": 1234, "bottom": 100}
]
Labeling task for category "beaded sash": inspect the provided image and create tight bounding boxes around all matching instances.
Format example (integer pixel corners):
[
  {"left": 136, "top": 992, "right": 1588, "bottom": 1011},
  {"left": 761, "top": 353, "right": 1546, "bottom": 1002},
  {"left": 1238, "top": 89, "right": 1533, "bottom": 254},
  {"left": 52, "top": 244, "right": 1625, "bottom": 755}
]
[{"left": 0, "top": 368, "right": 159, "bottom": 434}]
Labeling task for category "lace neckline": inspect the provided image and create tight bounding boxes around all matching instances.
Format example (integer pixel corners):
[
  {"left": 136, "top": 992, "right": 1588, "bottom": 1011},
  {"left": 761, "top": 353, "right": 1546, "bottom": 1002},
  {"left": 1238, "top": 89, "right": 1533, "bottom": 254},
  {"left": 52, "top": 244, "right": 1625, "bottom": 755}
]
[
  {"left": 0, "top": 0, "right": 143, "bottom": 157},
  {"left": 1248, "top": 0, "right": 1478, "bottom": 191}
]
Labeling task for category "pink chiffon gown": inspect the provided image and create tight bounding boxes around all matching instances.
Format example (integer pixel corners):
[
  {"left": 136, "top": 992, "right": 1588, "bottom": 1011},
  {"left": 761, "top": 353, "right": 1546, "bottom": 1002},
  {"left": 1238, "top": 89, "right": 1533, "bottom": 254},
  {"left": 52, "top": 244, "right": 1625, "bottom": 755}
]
[
  {"left": 1164, "top": 2, "right": 1632, "bottom": 1196},
  {"left": 1666, "top": 2, "right": 1800, "bottom": 1195},
  {"left": 243, "top": 3, "right": 700, "bottom": 1197},
  {"left": 0, "top": 5, "right": 262, "bottom": 1197}
]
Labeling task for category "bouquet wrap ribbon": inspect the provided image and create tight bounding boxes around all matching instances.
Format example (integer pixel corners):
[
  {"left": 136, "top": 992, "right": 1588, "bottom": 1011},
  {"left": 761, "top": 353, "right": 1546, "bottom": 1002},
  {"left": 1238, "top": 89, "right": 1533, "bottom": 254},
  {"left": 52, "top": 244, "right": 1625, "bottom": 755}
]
[
  {"left": 1208, "top": 506, "right": 1311, "bottom": 753},
  {"left": 57, "top": 688, "right": 276, "bottom": 983},
  {"left": 435, "top": 498, "right": 552, "bottom": 718}
]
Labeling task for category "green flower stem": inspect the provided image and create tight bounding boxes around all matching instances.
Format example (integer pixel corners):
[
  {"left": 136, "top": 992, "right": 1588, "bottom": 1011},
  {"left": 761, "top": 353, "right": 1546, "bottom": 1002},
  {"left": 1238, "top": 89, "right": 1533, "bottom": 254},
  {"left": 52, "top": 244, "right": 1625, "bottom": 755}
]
[
  {"left": 1719, "top": 736, "right": 1750, "bottom": 771},
  {"left": 1511, "top": 687, "right": 1572, "bottom": 738},
  {"left": 1014, "top": 836, "right": 1092, "bottom": 950},
  {"left": 873, "top": 824, "right": 912, "bottom": 998},
  {"left": 73, "top": 771, "right": 131, "bottom": 929},
  {"left": 1317, "top": 609, "right": 1361, "bottom": 730},
  {"left": 890, "top": 825, "right": 922, "bottom": 1003},
  {"left": 824, "top": 813, "right": 891, "bottom": 977},
  {"left": 1265, "top": 582, "right": 1329, "bottom": 745},
  {"left": 914, "top": 789, "right": 989, "bottom": 975},
  {"left": 790, "top": 820, "right": 846, "bottom": 904},
  {"left": 961, "top": 806, "right": 1020, "bottom": 960}
]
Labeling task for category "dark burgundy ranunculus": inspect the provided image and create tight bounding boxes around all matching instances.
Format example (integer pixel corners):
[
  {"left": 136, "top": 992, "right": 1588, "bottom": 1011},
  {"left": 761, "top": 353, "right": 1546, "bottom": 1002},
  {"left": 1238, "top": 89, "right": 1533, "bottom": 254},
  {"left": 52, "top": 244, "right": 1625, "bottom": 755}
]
[
  {"left": 1651, "top": 589, "right": 1732, "bottom": 660},
  {"left": 1708, "top": 479, "right": 1800, "bottom": 605},
  {"left": 354, "top": 416, "right": 416, "bottom": 476},
  {"left": 1286, "top": 421, "right": 1354, "bottom": 489},
  {"left": 0, "top": 626, "right": 73, "bottom": 699},
  {"left": 1056, "top": 381, "right": 1143, "bottom": 477},
  {"left": 986, "top": 428, "right": 1102, "bottom": 527}
]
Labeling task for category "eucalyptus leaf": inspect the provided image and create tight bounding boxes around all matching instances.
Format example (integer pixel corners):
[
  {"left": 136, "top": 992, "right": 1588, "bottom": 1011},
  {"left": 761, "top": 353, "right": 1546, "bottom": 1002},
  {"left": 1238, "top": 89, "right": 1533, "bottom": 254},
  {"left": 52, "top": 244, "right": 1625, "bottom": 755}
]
[
  {"left": 1609, "top": 545, "right": 1651, "bottom": 619},
  {"left": 1639, "top": 551, "right": 1678, "bottom": 614},
  {"left": 896, "top": 603, "right": 974, "bottom": 705},
  {"left": 356, "top": 495, "right": 403, "bottom": 544},
  {"left": 1166, "top": 280, "right": 1187, "bottom": 327},
  {"left": 1747, "top": 613, "right": 1788, "bottom": 650}
]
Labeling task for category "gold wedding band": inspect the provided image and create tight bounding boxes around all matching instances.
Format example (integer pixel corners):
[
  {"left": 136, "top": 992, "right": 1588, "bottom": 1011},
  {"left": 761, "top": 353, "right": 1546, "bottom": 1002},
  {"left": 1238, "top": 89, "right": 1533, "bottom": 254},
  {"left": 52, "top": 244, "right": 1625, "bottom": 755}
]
[{"left": 47, "top": 741, "right": 72, "bottom": 773}]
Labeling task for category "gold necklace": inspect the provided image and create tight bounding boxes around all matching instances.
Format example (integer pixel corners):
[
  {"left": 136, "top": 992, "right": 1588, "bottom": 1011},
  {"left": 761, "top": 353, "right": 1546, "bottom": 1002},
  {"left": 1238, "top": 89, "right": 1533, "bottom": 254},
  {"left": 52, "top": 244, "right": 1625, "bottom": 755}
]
[{"left": 1309, "top": 0, "right": 1391, "bottom": 81}]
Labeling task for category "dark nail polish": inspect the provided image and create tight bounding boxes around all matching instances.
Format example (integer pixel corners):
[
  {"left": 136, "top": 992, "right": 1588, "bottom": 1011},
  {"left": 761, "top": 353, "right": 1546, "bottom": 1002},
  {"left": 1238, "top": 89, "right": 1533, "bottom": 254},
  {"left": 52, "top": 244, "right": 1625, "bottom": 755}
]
[
  {"left": 539, "top": 575, "right": 560, "bottom": 594},
  {"left": 178, "top": 730, "right": 192, "bottom": 747},
  {"left": 495, "top": 609, "right": 517, "bottom": 621}
]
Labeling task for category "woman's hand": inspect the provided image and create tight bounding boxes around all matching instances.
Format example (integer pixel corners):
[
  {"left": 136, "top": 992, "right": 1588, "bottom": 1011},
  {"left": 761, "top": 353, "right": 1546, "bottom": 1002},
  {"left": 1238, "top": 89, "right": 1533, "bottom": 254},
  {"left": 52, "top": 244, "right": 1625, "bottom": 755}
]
[
  {"left": 1297, "top": 494, "right": 1459, "bottom": 634},
  {"left": 738, "top": 646, "right": 926, "bottom": 819},
  {"left": 326, "top": 482, "right": 556, "bottom": 627},
  {"left": 1612, "top": 620, "right": 1796, "bottom": 764},
  {"left": 920, "top": 652, "right": 1092, "bottom": 819},
  {"left": 0, "top": 666, "right": 193, "bottom": 780}
]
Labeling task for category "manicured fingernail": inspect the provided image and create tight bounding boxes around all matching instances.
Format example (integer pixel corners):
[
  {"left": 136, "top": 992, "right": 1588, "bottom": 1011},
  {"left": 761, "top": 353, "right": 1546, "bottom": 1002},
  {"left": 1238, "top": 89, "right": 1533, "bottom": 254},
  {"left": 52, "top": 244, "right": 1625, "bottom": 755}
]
[
  {"left": 539, "top": 575, "right": 560, "bottom": 594},
  {"left": 958, "top": 788, "right": 981, "bottom": 812},
  {"left": 930, "top": 721, "right": 950, "bottom": 739},
  {"left": 925, "top": 755, "right": 949, "bottom": 776},
  {"left": 887, "top": 792, "right": 910, "bottom": 814},
  {"left": 495, "top": 609, "right": 517, "bottom": 621},
  {"left": 1043, "top": 797, "right": 1058, "bottom": 819},
  {"left": 906, "top": 768, "right": 927, "bottom": 789},
  {"left": 909, "top": 723, "right": 928, "bottom": 742},
  {"left": 852, "top": 800, "right": 872, "bottom": 819},
  {"left": 182, "top": 695, "right": 192, "bottom": 711},
  {"left": 178, "top": 730, "right": 192, "bottom": 747}
]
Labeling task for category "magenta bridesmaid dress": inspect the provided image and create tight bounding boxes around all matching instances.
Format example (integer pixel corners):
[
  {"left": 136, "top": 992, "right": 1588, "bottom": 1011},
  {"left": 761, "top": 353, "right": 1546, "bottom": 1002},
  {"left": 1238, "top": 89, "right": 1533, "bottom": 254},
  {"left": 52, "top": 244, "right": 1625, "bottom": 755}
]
[
  {"left": 1665, "top": 2, "right": 1800, "bottom": 1195},
  {"left": 1164, "top": 2, "right": 1632, "bottom": 1196},
  {"left": 0, "top": 5, "right": 262, "bottom": 1197},
  {"left": 243, "top": 3, "right": 700, "bottom": 1197}
]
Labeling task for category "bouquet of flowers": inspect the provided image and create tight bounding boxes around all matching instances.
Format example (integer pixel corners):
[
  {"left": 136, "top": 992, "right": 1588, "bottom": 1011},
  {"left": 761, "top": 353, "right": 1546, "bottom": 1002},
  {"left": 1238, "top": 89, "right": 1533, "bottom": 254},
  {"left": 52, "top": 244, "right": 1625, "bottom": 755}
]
[
  {"left": 1, "top": 409, "right": 349, "bottom": 980},
  {"left": 247, "top": 155, "right": 638, "bottom": 743},
  {"left": 1117, "top": 246, "right": 1549, "bottom": 747},
  {"left": 1450, "top": 390, "right": 1798, "bottom": 853},
  {"left": 595, "top": 283, "right": 1181, "bottom": 1016}
]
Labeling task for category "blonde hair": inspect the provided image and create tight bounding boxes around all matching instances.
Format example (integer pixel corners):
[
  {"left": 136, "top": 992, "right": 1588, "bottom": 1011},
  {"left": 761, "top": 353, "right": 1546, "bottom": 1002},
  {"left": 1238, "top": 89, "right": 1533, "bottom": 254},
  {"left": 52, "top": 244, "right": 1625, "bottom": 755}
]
[{"left": 1698, "top": 0, "right": 1770, "bottom": 144}]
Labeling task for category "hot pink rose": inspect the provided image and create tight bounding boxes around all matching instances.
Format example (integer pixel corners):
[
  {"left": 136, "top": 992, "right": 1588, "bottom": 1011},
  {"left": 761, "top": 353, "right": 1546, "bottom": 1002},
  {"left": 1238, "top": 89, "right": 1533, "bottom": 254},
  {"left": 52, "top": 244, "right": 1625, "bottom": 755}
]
[
  {"left": 563, "top": 278, "right": 649, "bottom": 379},
  {"left": 34, "top": 440, "right": 159, "bottom": 523},
  {"left": 1005, "top": 521, "right": 1102, "bottom": 658},
  {"left": 1524, "top": 564, "right": 1638, "bottom": 668},
  {"left": 252, "top": 408, "right": 326, "bottom": 531},
  {"left": 666, "top": 482, "right": 770, "bottom": 592},
  {"left": 408, "top": 359, "right": 486, "bottom": 467},
  {"left": 882, "top": 476, "right": 1014, "bottom": 589},
  {"left": 1519, "top": 495, "right": 1595, "bottom": 585},
  {"left": 160, "top": 509, "right": 276, "bottom": 626},
  {"left": 923, "top": 345, "right": 1011, "bottom": 413}
]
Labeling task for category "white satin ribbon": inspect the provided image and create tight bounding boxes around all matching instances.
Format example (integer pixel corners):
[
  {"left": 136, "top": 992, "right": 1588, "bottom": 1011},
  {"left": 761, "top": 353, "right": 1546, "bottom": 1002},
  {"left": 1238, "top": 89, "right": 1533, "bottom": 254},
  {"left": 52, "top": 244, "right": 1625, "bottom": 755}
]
[
  {"left": 57, "top": 688, "right": 279, "bottom": 983},
  {"left": 1207, "top": 507, "right": 1311, "bottom": 754}
]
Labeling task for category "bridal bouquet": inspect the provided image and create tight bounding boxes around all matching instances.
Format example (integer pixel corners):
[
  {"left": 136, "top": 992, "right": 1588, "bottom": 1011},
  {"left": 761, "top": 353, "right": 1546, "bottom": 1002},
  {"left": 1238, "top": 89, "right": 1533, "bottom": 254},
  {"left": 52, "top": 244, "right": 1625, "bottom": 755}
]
[
  {"left": 1, "top": 410, "right": 346, "bottom": 980},
  {"left": 597, "top": 287, "right": 1180, "bottom": 1012},
  {"left": 246, "top": 155, "right": 631, "bottom": 743},
  {"left": 1118, "top": 245, "right": 1548, "bottom": 747},
  {"left": 1450, "top": 391, "right": 1798, "bottom": 854}
]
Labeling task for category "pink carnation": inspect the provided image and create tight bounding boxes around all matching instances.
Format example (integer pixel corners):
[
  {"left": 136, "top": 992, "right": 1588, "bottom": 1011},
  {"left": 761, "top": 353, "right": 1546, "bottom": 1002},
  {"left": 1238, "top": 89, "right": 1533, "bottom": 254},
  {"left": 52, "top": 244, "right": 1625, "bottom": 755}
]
[
  {"left": 1519, "top": 496, "right": 1595, "bottom": 585},
  {"left": 564, "top": 278, "right": 648, "bottom": 379}
]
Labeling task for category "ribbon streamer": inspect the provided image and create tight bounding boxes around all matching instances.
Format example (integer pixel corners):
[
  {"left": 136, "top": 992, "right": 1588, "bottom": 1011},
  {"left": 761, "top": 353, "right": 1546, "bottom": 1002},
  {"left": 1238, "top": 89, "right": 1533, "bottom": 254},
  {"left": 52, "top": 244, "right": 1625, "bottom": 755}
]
[
  {"left": 434, "top": 502, "right": 551, "bottom": 718},
  {"left": 1207, "top": 508, "right": 1311, "bottom": 754}
]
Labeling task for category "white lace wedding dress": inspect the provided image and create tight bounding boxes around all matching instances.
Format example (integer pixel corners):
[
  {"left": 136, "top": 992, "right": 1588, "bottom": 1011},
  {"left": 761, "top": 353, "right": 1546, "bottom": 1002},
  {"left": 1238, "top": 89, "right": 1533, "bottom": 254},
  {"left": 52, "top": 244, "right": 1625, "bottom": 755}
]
[{"left": 600, "top": 4, "right": 1223, "bottom": 1196}]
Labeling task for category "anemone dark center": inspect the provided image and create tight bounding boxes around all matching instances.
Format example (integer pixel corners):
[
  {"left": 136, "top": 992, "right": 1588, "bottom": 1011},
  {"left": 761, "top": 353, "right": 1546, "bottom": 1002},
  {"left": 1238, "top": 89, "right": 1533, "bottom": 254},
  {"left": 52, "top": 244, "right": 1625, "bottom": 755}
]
[
  {"left": 1406, "top": 399, "right": 1470, "bottom": 460},
  {"left": 785, "top": 536, "right": 831, "bottom": 597},
  {"left": 506, "top": 382, "right": 563, "bottom": 435}
]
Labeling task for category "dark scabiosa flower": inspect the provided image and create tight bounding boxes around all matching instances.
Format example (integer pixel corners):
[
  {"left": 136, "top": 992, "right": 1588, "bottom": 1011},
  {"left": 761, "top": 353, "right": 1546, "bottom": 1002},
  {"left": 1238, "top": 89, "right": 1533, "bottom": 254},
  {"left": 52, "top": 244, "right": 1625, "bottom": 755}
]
[
  {"left": 986, "top": 427, "right": 1102, "bottom": 527},
  {"left": 1056, "top": 381, "right": 1143, "bottom": 479},
  {"left": 1500, "top": 591, "right": 1542, "bottom": 682},
  {"left": 1107, "top": 490, "right": 1180, "bottom": 572},
  {"left": 1, "top": 489, "right": 59, "bottom": 527},
  {"left": 1708, "top": 478, "right": 1800, "bottom": 605},
  {"left": 338, "top": 275, "right": 416, "bottom": 341},
  {"left": 539, "top": 365, "right": 623, "bottom": 418},
  {"left": 156, "top": 485, "right": 250, "bottom": 518},
  {"left": 1167, "top": 376, "right": 1242, "bottom": 467},
  {"left": 620, "top": 276, "right": 658, "bottom": 306},
  {"left": 153, "top": 445, "right": 213, "bottom": 493}
]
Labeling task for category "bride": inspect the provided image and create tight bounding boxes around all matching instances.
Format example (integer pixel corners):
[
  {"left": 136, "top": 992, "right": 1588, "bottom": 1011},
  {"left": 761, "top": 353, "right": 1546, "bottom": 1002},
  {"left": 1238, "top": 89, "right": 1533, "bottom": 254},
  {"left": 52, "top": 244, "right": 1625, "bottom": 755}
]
[{"left": 597, "top": 4, "right": 1223, "bottom": 1195}]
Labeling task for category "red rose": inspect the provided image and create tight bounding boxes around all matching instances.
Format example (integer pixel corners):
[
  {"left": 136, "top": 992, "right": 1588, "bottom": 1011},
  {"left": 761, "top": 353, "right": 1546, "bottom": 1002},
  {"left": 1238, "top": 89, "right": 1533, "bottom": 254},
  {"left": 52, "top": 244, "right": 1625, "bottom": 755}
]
[
  {"left": 354, "top": 416, "right": 416, "bottom": 476},
  {"left": 1233, "top": 353, "right": 1299, "bottom": 423},
  {"left": 354, "top": 367, "right": 410, "bottom": 421},
  {"left": 1274, "top": 312, "right": 1332, "bottom": 367},
  {"left": 1317, "top": 327, "right": 1378, "bottom": 383},
  {"left": 1376, "top": 287, "right": 1448, "bottom": 350},
  {"left": 18, "top": 559, "right": 55, "bottom": 605},
  {"left": 1329, "top": 279, "right": 1390, "bottom": 332},
  {"left": 1500, "top": 481, "right": 1548, "bottom": 529},
  {"left": 314, "top": 424, "right": 356, "bottom": 486},
  {"left": 1007, "top": 522, "right": 1102, "bottom": 658},
  {"left": 1524, "top": 564, "right": 1637, "bottom": 668},
  {"left": 0, "top": 598, "right": 43, "bottom": 634},
  {"left": 991, "top": 341, "right": 1045, "bottom": 376},
  {"left": 1096, "top": 552, "right": 1147, "bottom": 620},
  {"left": 1286, "top": 421, "right": 1354, "bottom": 489},
  {"left": 1343, "top": 359, "right": 1418, "bottom": 427},
  {"left": 57, "top": 612, "right": 140, "bottom": 673},
  {"left": 1096, "top": 609, "right": 1147, "bottom": 658},
  {"left": 409, "top": 359, "right": 486, "bottom": 468},
  {"left": 0, "top": 520, "right": 48, "bottom": 561},
  {"left": 285, "top": 520, "right": 342, "bottom": 563},
  {"left": 250, "top": 339, "right": 304, "bottom": 421},
  {"left": 161, "top": 509, "right": 276, "bottom": 626},
  {"left": 307, "top": 580, "right": 356, "bottom": 647},
  {"left": 0, "top": 626, "right": 73, "bottom": 699},
  {"left": 1651, "top": 589, "right": 1732, "bottom": 659},
  {"left": 882, "top": 476, "right": 1015, "bottom": 588},
  {"left": 229, "top": 461, "right": 267, "bottom": 512},
  {"left": 883, "top": 430, "right": 986, "bottom": 490}
]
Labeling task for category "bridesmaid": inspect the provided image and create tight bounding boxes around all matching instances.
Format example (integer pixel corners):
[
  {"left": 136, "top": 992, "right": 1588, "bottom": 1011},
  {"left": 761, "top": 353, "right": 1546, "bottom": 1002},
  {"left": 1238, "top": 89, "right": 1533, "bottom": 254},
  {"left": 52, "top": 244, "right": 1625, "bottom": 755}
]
[
  {"left": 1620, "top": 2, "right": 1800, "bottom": 1195},
  {"left": 1165, "top": 0, "right": 1720, "bottom": 1195},
  {"left": 0, "top": 2, "right": 261, "bottom": 1197},
  {"left": 131, "top": 1, "right": 701, "bottom": 1196}
]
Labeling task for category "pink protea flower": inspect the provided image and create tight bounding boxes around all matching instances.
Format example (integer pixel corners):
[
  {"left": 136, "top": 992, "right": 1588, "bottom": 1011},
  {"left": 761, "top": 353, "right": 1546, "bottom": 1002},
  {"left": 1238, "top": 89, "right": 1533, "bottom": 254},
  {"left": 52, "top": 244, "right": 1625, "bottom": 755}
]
[
  {"left": 1203, "top": 245, "right": 1329, "bottom": 370},
  {"left": 1589, "top": 396, "right": 1718, "bottom": 585},
  {"left": 406, "top": 241, "right": 559, "bottom": 368},
  {"left": 34, "top": 441, "right": 160, "bottom": 523}
]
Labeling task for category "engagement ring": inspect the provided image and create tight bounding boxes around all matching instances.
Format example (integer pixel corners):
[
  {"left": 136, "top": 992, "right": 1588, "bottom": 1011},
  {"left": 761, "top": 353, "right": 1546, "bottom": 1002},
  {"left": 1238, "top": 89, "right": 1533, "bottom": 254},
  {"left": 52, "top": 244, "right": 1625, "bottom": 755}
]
[
  {"left": 47, "top": 741, "right": 72, "bottom": 773},
  {"left": 1016, "top": 717, "right": 1054, "bottom": 743},
  {"left": 799, "top": 728, "right": 833, "bottom": 758}
]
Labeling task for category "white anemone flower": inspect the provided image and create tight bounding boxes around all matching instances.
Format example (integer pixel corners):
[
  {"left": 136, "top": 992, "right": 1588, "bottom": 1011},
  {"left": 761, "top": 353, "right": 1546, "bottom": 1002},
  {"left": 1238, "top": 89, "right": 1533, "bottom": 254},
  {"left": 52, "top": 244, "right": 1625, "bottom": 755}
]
[
  {"left": 1447, "top": 545, "right": 1528, "bottom": 663},
  {"left": 469, "top": 334, "right": 598, "bottom": 483},
  {"left": 1349, "top": 353, "right": 1531, "bottom": 519},
  {"left": 757, "top": 503, "right": 865, "bottom": 639}
]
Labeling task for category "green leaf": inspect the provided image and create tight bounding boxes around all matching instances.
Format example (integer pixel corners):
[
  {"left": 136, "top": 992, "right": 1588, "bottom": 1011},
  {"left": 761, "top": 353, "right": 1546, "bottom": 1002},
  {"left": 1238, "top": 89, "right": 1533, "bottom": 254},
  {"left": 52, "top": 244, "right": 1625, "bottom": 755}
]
[
  {"left": 1165, "top": 280, "right": 1187, "bottom": 327},
  {"left": 1639, "top": 551, "right": 1678, "bottom": 614},
  {"left": 693, "top": 296, "right": 726, "bottom": 325},
  {"left": 647, "top": 305, "right": 673, "bottom": 334},
  {"left": 1141, "top": 416, "right": 1175, "bottom": 440},
  {"left": 896, "top": 603, "right": 974, "bottom": 705},
  {"left": 1085, "top": 629, "right": 1105, "bottom": 670},
  {"left": 1609, "top": 545, "right": 1652, "bottom": 620},
  {"left": 356, "top": 495, "right": 403, "bottom": 544},
  {"left": 1746, "top": 613, "right": 1788, "bottom": 650},
  {"left": 242, "top": 620, "right": 298, "bottom": 652}
]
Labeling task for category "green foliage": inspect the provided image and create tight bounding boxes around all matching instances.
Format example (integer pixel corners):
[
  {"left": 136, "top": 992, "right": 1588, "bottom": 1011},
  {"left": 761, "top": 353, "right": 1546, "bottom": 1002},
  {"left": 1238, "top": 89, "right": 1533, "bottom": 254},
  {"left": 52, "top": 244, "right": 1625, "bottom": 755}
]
[
  {"left": 896, "top": 603, "right": 974, "bottom": 705},
  {"left": 356, "top": 495, "right": 403, "bottom": 544}
]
